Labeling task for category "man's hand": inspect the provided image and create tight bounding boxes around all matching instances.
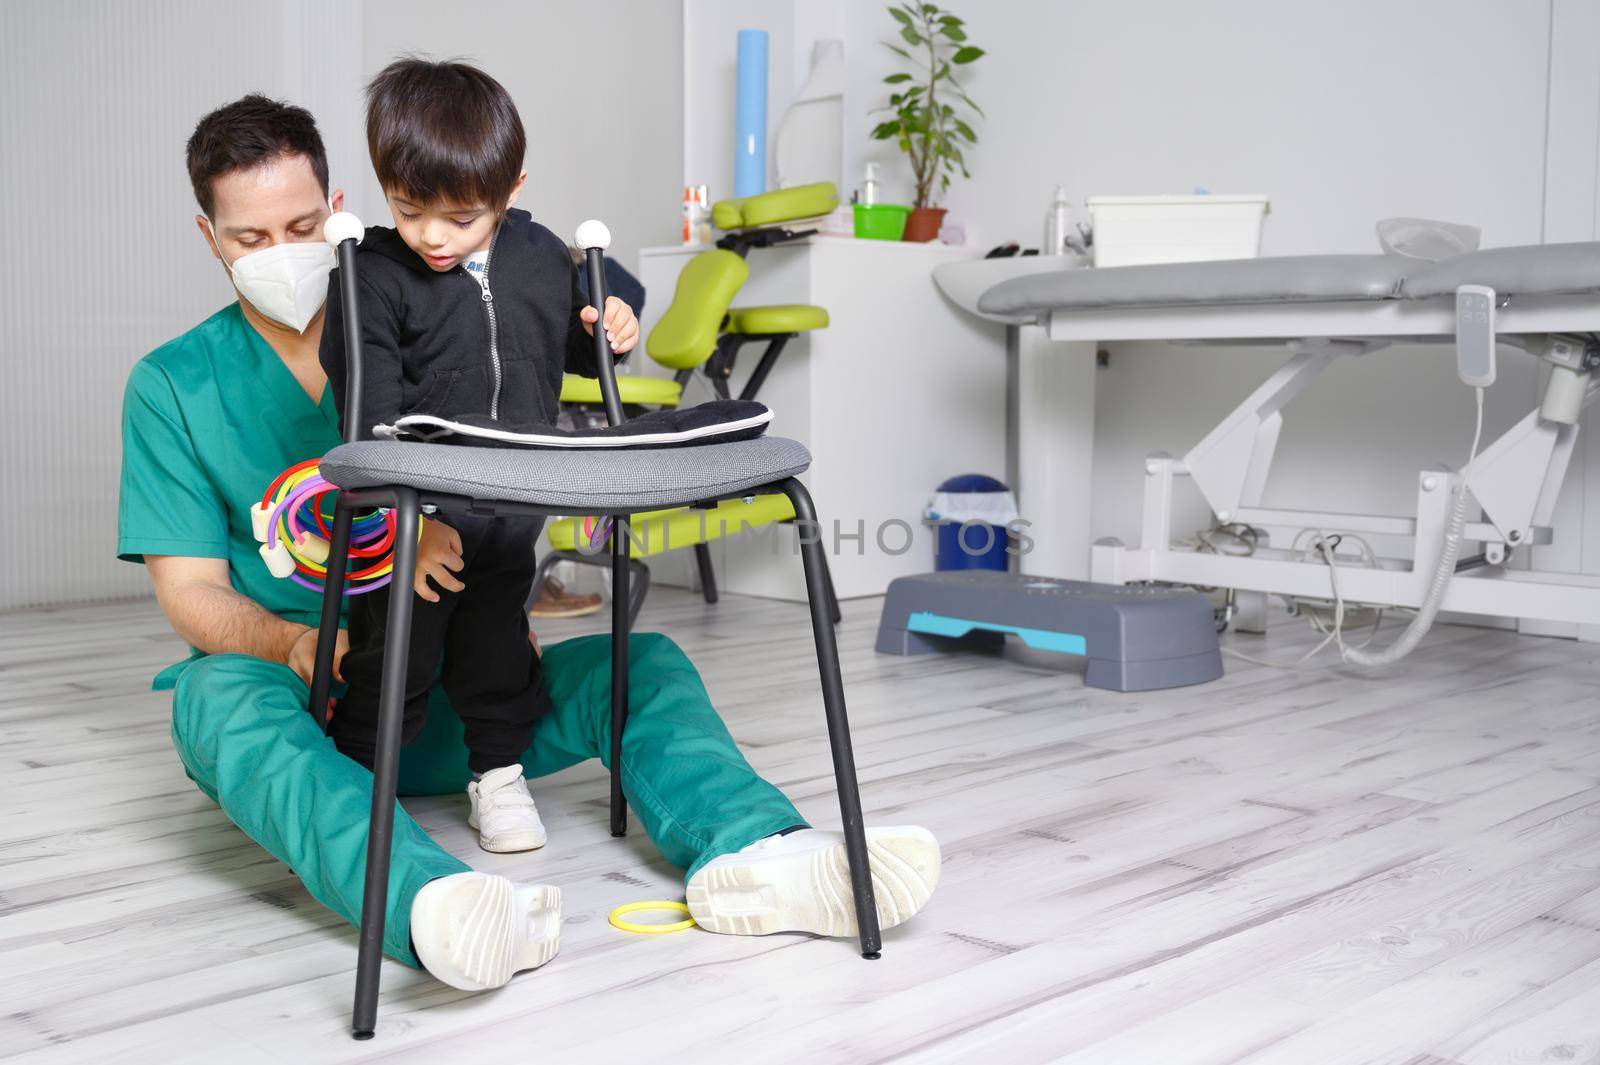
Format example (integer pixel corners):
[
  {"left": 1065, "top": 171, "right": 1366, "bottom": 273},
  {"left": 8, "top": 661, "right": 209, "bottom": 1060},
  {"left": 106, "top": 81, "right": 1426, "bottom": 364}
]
[
  {"left": 416, "top": 518, "right": 465, "bottom": 602},
  {"left": 288, "top": 624, "right": 348, "bottom": 687},
  {"left": 580, "top": 296, "right": 639, "bottom": 354}
]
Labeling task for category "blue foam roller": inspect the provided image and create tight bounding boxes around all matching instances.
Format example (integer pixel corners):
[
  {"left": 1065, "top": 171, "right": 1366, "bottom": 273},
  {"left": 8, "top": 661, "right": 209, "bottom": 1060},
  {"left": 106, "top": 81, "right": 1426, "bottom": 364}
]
[{"left": 734, "top": 29, "right": 768, "bottom": 198}]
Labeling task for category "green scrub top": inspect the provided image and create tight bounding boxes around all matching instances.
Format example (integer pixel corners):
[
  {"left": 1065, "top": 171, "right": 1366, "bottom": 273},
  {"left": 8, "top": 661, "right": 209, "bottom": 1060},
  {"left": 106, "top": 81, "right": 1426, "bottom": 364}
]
[{"left": 118, "top": 303, "right": 344, "bottom": 690}]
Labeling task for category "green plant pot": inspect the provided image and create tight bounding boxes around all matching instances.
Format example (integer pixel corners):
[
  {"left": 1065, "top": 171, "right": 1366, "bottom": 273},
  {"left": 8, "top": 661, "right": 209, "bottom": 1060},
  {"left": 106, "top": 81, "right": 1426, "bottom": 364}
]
[{"left": 853, "top": 203, "right": 912, "bottom": 240}]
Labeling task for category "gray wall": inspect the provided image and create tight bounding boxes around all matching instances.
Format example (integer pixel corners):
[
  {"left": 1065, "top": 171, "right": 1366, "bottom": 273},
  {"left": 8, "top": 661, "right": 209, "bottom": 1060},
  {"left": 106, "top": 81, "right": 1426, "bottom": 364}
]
[
  {"left": 360, "top": 0, "right": 685, "bottom": 274},
  {"left": 0, "top": 0, "right": 683, "bottom": 609},
  {"left": 684, "top": 0, "right": 1599, "bottom": 606}
]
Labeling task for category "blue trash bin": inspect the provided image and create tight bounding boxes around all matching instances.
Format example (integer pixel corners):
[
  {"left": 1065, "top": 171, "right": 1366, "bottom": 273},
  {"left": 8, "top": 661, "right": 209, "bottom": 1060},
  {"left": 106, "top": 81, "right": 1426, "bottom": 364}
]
[{"left": 926, "top": 474, "right": 1019, "bottom": 572}]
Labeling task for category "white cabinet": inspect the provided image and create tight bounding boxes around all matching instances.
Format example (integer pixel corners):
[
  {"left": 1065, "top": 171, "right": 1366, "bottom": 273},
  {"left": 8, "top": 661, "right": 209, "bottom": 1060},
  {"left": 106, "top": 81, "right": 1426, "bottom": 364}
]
[{"left": 636, "top": 237, "right": 1006, "bottom": 601}]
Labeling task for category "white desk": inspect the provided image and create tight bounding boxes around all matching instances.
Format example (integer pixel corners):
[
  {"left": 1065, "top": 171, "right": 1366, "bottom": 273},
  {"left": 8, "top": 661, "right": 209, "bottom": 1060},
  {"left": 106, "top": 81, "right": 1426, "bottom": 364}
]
[{"left": 636, "top": 237, "right": 1007, "bottom": 602}]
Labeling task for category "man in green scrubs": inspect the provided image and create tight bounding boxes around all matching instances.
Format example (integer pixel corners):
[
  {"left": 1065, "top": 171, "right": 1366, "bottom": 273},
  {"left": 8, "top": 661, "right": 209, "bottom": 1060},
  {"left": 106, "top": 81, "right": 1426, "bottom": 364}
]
[{"left": 118, "top": 95, "right": 939, "bottom": 993}]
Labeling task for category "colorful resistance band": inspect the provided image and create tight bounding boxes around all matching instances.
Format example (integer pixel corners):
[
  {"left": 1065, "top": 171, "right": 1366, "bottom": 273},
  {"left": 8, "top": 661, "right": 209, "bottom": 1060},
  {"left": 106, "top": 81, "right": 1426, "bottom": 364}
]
[{"left": 252, "top": 460, "right": 413, "bottom": 595}]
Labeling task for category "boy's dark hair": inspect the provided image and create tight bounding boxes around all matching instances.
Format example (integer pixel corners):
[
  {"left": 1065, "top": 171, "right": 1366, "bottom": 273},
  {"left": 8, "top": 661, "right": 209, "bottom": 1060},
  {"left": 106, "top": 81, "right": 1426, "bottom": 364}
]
[
  {"left": 186, "top": 94, "right": 329, "bottom": 218},
  {"left": 365, "top": 57, "right": 526, "bottom": 210}
]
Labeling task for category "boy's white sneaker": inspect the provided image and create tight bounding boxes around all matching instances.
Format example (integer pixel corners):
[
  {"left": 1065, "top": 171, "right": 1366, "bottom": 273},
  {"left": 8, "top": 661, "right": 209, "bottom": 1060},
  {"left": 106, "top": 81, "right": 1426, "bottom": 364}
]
[
  {"left": 686, "top": 825, "right": 940, "bottom": 938},
  {"left": 468, "top": 765, "right": 547, "bottom": 853},
  {"left": 410, "top": 872, "right": 562, "bottom": 991}
]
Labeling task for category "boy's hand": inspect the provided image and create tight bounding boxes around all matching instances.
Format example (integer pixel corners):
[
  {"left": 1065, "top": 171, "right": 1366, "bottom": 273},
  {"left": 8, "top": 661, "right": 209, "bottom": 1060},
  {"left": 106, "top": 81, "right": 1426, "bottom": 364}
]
[
  {"left": 415, "top": 518, "right": 465, "bottom": 602},
  {"left": 580, "top": 296, "right": 638, "bottom": 354}
]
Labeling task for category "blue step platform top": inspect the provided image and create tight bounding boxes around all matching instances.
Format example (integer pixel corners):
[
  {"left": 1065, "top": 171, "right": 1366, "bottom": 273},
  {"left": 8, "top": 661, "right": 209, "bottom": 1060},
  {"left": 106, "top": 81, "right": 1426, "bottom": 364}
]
[{"left": 876, "top": 570, "right": 1223, "bottom": 692}]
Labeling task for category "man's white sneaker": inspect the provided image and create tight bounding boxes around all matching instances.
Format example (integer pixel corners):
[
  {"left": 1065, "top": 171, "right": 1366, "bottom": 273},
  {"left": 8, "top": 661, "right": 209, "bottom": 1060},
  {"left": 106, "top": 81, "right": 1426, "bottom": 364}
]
[
  {"left": 410, "top": 872, "right": 562, "bottom": 991},
  {"left": 468, "top": 765, "right": 547, "bottom": 853},
  {"left": 686, "top": 825, "right": 940, "bottom": 938}
]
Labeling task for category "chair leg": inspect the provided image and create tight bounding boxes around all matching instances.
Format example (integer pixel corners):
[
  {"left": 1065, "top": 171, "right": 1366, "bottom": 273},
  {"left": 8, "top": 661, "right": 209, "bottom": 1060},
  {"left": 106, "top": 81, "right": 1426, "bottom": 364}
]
[
  {"left": 815, "top": 536, "right": 843, "bottom": 626},
  {"left": 693, "top": 542, "right": 719, "bottom": 604},
  {"left": 308, "top": 500, "right": 355, "bottom": 727},
  {"left": 784, "top": 516, "right": 842, "bottom": 625},
  {"left": 779, "top": 478, "right": 882, "bottom": 958},
  {"left": 609, "top": 515, "right": 631, "bottom": 837},
  {"left": 351, "top": 488, "right": 421, "bottom": 1040},
  {"left": 737, "top": 334, "right": 791, "bottom": 402},
  {"left": 627, "top": 558, "right": 651, "bottom": 629}
]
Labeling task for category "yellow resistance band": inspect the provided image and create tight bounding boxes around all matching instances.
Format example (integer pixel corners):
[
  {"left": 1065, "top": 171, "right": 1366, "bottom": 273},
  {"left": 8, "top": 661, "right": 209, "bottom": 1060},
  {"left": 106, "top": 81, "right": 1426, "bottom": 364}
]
[{"left": 608, "top": 900, "right": 697, "bottom": 935}]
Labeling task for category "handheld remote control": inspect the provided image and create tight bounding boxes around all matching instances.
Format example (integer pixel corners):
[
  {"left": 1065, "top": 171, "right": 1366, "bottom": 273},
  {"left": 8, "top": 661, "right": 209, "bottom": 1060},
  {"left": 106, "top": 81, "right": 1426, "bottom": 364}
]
[{"left": 1455, "top": 284, "right": 1496, "bottom": 387}]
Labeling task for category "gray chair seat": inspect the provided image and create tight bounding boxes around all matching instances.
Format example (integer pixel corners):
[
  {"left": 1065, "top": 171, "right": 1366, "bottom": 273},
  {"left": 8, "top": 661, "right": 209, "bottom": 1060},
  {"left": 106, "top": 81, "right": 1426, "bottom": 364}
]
[
  {"left": 320, "top": 435, "right": 811, "bottom": 510},
  {"left": 979, "top": 254, "right": 1410, "bottom": 316}
]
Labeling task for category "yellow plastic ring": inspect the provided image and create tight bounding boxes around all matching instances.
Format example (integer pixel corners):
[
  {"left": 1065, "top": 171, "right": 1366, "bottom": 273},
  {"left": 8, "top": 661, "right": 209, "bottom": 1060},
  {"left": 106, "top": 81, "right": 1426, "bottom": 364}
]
[{"left": 608, "top": 900, "right": 697, "bottom": 934}]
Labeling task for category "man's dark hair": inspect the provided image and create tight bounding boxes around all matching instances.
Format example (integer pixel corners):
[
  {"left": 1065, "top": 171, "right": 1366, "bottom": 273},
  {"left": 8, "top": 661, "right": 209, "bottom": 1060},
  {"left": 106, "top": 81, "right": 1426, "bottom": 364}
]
[
  {"left": 186, "top": 94, "right": 330, "bottom": 218},
  {"left": 365, "top": 56, "right": 526, "bottom": 210}
]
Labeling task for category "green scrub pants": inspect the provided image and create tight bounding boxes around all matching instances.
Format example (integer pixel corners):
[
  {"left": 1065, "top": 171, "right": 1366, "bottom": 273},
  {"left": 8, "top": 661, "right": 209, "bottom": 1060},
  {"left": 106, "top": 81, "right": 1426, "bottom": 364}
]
[{"left": 170, "top": 632, "right": 804, "bottom": 968}]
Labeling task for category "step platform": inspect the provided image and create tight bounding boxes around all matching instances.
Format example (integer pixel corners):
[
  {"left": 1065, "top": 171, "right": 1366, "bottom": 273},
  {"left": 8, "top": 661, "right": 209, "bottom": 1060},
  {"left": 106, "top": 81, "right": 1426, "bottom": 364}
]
[{"left": 875, "top": 571, "right": 1223, "bottom": 692}]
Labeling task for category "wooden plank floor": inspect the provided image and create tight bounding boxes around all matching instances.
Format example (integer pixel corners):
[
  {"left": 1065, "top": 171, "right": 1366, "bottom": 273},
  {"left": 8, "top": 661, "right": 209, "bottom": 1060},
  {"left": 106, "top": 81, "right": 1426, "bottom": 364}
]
[{"left": 1, "top": 588, "right": 1598, "bottom": 1064}]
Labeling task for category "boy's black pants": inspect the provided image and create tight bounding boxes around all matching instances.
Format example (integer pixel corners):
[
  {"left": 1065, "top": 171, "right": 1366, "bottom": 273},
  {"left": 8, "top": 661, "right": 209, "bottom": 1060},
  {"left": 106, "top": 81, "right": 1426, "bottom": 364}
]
[{"left": 330, "top": 515, "right": 550, "bottom": 775}]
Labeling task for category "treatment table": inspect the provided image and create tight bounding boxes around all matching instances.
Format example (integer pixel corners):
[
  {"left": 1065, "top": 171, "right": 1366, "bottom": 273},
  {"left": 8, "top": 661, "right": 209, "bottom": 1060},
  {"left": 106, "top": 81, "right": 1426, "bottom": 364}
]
[{"left": 936, "top": 243, "right": 1600, "bottom": 634}]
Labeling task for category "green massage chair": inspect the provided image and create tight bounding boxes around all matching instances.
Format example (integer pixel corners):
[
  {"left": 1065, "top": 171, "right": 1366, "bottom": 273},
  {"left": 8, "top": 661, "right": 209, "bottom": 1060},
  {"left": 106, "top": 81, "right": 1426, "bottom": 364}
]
[{"left": 540, "top": 182, "right": 840, "bottom": 622}]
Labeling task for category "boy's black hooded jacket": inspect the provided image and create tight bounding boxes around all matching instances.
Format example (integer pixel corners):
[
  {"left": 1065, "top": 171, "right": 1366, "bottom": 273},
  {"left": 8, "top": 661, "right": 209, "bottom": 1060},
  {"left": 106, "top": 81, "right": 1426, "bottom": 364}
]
[{"left": 320, "top": 208, "right": 607, "bottom": 440}]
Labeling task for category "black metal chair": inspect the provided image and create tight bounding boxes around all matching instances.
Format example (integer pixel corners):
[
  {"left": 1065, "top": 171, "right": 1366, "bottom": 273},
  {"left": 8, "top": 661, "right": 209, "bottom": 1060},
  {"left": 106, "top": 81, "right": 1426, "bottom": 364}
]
[{"left": 308, "top": 213, "right": 881, "bottom": 1040}]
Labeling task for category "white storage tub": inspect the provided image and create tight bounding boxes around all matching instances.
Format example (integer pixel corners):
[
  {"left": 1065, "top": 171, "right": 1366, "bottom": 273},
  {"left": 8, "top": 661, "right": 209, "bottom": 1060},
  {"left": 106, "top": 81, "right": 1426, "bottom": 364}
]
[{"left": 1088, "top": 194, "right": 1270, "bottom": 267}]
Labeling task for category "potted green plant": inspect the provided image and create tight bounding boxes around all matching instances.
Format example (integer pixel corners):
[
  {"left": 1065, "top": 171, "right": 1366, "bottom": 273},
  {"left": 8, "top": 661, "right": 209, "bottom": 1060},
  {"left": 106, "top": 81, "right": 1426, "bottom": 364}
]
[{"left": 871, "top": 3, "right": 983, "bottom": 242}]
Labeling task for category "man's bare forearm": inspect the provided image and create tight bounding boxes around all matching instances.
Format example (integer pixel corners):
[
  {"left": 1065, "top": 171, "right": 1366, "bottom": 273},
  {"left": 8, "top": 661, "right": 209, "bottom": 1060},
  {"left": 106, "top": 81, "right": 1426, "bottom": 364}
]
[{"left": 145, "top": 556, "right": 306, "bottom": 665}]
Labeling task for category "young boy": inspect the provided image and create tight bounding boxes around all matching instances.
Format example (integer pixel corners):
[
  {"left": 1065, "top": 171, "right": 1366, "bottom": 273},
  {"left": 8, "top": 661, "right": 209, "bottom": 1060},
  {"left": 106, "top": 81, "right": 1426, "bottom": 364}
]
[{"left": 320, "top": 58, "right": 638, "bottom": 853}]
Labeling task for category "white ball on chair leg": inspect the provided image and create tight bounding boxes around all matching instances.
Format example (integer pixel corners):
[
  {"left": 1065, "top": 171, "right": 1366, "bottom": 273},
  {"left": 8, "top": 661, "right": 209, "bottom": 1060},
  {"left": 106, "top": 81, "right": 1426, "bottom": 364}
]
[
  {"left": 324, "top": 211, "right": 365, "bottom": 246},
  {"left": 574, "top": 220, "right": 611, "bottom": 251}
]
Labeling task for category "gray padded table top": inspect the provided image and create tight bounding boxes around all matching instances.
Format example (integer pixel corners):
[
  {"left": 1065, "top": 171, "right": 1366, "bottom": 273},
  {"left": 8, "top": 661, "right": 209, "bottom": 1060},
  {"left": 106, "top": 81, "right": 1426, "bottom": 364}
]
[
  {"left": 1403, "top": 242, "right": 1600, "bottom": 299},
  {"left": 976, "top": 241, "right": 1600, "bottom": 318},
  {"left": 321, "top": 435, "right": 811, "bottom": 510},
  {"left": 978, "top": 255, "right": 1409, "bottom": 315}
]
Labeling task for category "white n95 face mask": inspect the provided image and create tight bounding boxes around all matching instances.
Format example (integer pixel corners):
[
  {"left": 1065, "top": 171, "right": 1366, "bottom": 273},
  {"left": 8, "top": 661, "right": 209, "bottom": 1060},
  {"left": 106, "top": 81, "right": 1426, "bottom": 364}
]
[{"left": 213, "top": 229, "right": 335, "bottom": 333}]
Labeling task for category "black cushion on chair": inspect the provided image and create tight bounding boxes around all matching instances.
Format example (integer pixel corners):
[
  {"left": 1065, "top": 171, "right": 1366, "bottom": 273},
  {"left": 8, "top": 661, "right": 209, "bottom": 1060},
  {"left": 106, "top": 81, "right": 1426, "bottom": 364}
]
[
  {"left": 376, "top": 399, "right": 771, "bottom": 450},
  {"left": 320, "top": 435, "right": 811, "bottom": 510}
]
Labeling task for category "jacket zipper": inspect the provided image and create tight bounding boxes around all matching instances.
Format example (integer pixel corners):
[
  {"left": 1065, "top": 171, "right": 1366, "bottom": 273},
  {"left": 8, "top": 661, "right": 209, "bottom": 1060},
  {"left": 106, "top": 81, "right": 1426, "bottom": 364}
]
[{"left": 472, "top": 228, "right": 503, "bottom": 420}]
